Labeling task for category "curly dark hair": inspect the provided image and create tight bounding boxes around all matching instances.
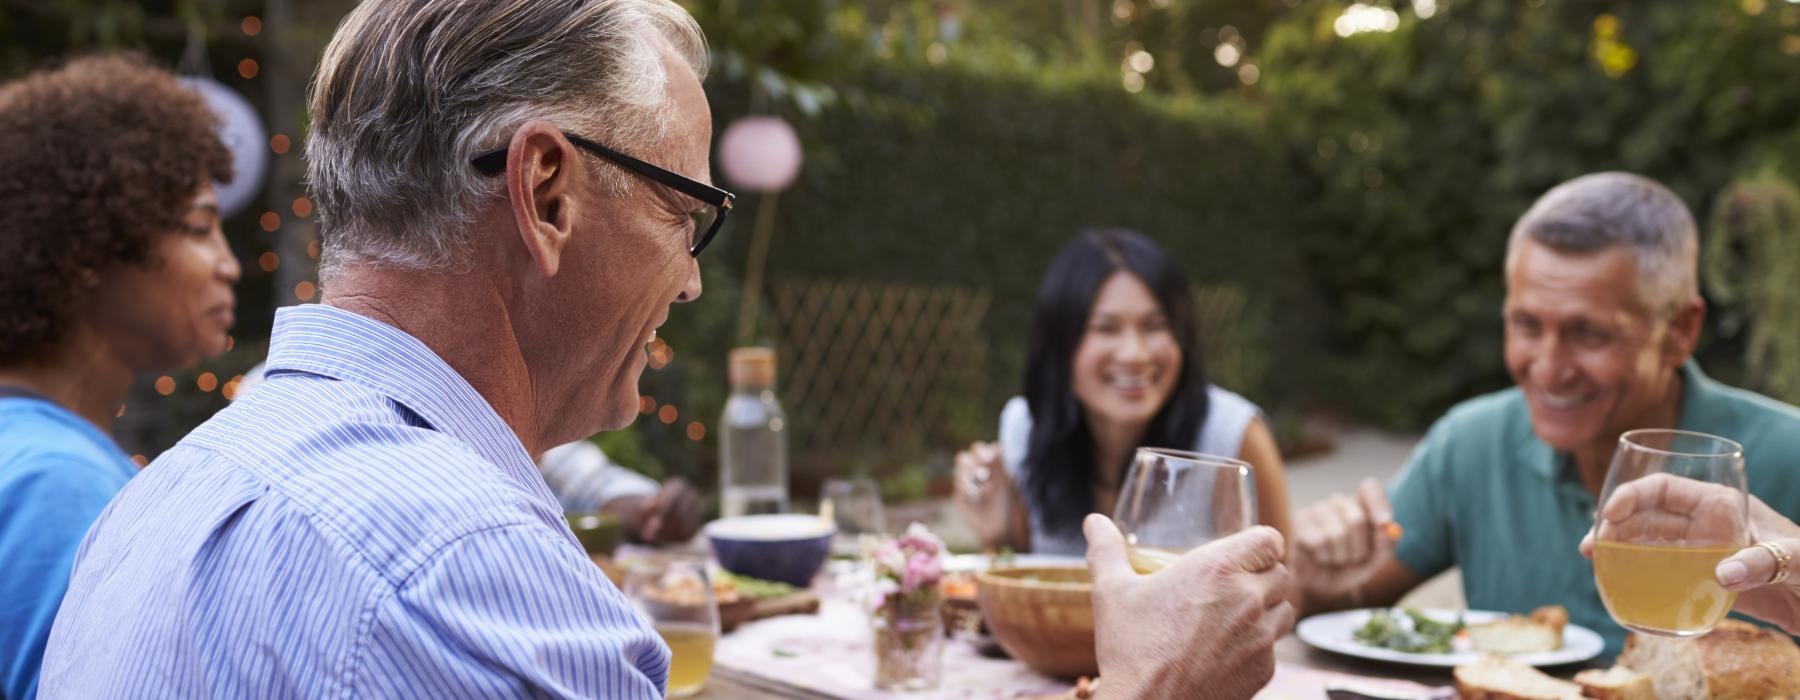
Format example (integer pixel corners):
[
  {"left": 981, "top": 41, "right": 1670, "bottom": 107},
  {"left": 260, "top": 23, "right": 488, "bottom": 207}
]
[{"left": 0, "top": 54, "right": 233, "bottom": 364}]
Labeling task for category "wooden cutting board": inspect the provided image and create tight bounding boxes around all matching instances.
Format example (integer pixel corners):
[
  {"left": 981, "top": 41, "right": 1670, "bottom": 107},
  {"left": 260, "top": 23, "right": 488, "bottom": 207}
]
[{"left": 747, "top": 590, "right": 820, "bottom": 621}]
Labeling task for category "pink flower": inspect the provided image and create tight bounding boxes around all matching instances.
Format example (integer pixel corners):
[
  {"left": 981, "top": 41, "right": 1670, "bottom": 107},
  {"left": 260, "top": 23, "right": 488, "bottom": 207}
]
[
  {"left": 900, "top": 551, "right": 942, "bottom": 592},
  {"left": 873, "top": 541, "right": 907, "bottom": 576}
]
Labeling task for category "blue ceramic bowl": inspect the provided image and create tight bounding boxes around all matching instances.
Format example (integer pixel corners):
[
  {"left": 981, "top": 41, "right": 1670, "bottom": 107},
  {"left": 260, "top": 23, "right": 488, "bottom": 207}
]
[{"left": 705, "top": 514, "right": 835, "bottom": 588}]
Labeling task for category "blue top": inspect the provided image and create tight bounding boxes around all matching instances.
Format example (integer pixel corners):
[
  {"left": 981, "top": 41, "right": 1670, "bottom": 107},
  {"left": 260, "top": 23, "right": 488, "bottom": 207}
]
[
  {"left": 998, "top": 385, "right": 1264, "bottom": 555},
  {"left": 41, "top": 305, "right": 668, "bottom": 698},
  {"left": 1389, "top": 361, "right": 1800, "bottom": 656},
  {"left": 0, "top": 395, "right": 135, "bottom": 700}
]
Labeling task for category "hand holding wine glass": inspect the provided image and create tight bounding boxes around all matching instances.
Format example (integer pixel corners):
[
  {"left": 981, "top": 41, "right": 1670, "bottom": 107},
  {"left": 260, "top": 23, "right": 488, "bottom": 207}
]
[
  {"left": 1582, "top": 472, "right": 1800, "bottom": 635},
  {"left": 1589, "top": 429, "right": 1749, "bottom": 637},
  {"left": 1111, "top": 447, "right": 1257, "bottom": 573}
]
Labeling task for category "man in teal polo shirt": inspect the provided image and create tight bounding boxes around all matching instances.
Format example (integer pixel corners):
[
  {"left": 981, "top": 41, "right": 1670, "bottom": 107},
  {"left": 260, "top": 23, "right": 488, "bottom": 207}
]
[{"left": 1289, "top": 172, "right": 1800, "bottom": 655}]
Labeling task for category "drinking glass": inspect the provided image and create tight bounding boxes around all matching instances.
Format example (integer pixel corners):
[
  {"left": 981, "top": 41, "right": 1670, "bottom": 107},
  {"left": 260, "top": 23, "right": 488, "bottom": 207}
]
[
  {"left": 1112, "top": 447, "right": 1256, "bottom": 573},
  {"left": 1592, "top": 429, "right": 1749, "bottom": 637},
  {"left": 820, "top": 477, "right": 886, "bottom": 557},
  {"left": 624, "top": 558, "right": 720, "bottom": 698}
]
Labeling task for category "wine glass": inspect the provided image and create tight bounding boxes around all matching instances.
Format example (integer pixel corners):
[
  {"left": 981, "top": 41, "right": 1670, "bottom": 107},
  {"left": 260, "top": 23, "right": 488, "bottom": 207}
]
[
  {"left": 821, "top": 477, "right": 886, "bottom": 557},
  {"left": 624, "top": 557, "right": 721, "bottom": 698},
  {"left": 1592, "top": 429, "right": 1749, "bottom": 637},
  {"left": 1112, "top": 447, "right": 1257, "bottom": 573}
]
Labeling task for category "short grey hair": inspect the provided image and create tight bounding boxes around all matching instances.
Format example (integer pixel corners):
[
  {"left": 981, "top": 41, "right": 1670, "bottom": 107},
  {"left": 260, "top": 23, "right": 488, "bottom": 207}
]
[
  {"left": 1504, "top": 171, "right": 1699, "bottom": 315},
  {"left": 306, "top": 0, "right": 706, "bottom": 278}
]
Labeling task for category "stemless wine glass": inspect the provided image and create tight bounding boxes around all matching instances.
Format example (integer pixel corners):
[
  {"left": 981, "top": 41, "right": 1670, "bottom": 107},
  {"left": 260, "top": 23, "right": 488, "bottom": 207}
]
[
  {"left": 1592, "top": 429, "right": 1749, "bottom": 637},
  {"left": 624, "top": 558, "right": 721, "bottom": 698},
  {"left": 820, "top": 477, "right": 886, "bottom": 557},
  {"left": 1112, "top": 447, "right": 1257, "bottom": 573}
]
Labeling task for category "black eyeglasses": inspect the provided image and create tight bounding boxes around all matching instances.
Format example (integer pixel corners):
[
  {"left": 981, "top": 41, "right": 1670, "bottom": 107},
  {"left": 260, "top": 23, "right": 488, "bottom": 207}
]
[{"left": 471, "top": 132, "right": 735, "bottom": 258}]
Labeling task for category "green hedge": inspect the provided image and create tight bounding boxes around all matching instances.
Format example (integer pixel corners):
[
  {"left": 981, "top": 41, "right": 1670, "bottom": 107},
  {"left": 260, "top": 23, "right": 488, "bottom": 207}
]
[{"left": 1254, "top": 0, "right": 1800, "bottom": 426}]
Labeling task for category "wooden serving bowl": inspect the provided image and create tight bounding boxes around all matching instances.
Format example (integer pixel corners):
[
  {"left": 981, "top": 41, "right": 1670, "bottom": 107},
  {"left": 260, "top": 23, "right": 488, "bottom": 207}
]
[{"left": 975, "top": 566, "right": 1096, "bottom": 679}]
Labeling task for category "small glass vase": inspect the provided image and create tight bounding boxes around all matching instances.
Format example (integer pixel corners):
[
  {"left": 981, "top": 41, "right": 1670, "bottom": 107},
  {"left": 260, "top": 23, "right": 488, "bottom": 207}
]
[{"left": 871, "top": 589, "right": 944, "bottom": 691}]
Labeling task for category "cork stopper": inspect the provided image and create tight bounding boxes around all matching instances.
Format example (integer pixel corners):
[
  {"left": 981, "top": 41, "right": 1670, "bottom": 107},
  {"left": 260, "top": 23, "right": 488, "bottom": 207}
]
[{"left": 728, "top": 347, "right": 777, "bottom": 389}]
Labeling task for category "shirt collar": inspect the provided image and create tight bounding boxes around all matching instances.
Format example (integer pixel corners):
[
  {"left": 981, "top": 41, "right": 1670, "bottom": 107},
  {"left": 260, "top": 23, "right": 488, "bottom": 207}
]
[
  {"left": 264, "top": 304, "right": 558, "bottom": 509},
  {"left": 1522, "top": 360, "right": 1712, "bottom": 482}
]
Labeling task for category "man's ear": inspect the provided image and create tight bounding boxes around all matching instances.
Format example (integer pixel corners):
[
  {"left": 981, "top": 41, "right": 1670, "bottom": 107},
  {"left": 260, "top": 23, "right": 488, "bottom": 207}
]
[
  {"left": 506, "top": 121, "right": 576, "bottom": 278},
  {"left": 1665, "top": 295, "right": 1706, "bottom": 367}
]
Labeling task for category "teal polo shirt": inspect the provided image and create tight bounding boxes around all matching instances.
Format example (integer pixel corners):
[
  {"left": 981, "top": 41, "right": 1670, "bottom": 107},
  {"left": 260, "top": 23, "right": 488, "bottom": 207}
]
[{"left": 1389, "top": 362, "right": 1800, "bottom": 656}]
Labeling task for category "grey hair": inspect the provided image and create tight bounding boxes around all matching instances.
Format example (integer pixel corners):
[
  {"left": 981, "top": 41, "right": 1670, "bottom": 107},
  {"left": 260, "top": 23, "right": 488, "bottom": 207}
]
[
  {"left": 305, "top": 0, "right": 707, "bottom": 278},
  {"left": 1504, "top": 171, "right": 1699, "bottom": 316}
]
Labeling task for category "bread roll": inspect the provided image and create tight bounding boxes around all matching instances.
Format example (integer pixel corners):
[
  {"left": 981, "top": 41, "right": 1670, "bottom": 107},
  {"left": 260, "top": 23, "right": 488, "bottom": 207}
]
[
  {"left": 1470, "top": 605, "right": 1568, "bottom": 655},
  {"left": 1617, "top": 619, "right": 1800, "bottom": 700},
  {"left": 1455, "top": 657, "right": 1584, "bottom": 700},
  {"left": 1573, "top": 667, "right": 1655, "bottom": 700}
]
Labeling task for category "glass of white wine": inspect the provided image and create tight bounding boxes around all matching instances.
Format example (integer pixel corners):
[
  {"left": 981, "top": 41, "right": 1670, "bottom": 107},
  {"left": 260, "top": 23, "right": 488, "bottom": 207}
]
[
  {"left": 1112, "top": 447, "right": 1257, "bottom": 574},
  {"left": 624, "top": 557, "right": 720, "bottom": 698},
  {"left": 1593, "top": 429, "right": 1749, "bottom": 637}
]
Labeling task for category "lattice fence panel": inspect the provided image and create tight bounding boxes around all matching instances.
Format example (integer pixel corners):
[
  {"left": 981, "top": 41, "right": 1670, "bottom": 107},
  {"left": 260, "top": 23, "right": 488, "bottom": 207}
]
[{"left": 769, "top": 279, "right": 991, "bottom": 477}]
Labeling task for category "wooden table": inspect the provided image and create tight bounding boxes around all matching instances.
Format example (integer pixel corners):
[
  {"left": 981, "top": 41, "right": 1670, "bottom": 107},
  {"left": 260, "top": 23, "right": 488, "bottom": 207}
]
[{"left": 687, "top": 587, "right": 1494, "bottom": 700}]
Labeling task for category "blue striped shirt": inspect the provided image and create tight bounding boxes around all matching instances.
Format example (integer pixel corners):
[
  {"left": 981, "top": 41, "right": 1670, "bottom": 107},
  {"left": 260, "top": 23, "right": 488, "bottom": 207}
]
[{"left": 40, "top": 304, "right": 668, "bottom": 698}]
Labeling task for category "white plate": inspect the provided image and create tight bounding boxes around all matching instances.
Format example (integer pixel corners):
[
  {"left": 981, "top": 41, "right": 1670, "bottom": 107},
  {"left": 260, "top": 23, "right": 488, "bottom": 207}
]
[
  {"left": 943, "top": 553, "right": 1086, "bottom": 573},
  {"left": 1295, "top": 608, "right": 1606, "bottom": 668}
]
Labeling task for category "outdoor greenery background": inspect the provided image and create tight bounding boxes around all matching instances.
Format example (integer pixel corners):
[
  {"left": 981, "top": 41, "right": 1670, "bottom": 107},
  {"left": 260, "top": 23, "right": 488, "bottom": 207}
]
[{"left": 7, "top": 0, "right": 1800, "bottom": 500}]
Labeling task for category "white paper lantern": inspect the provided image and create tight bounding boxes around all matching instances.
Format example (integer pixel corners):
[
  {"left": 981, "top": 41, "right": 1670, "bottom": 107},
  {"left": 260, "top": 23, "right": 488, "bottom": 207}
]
[
  {"left": 717, "top": 116, "right": 802, "bottom": 193},
  {"left": 180, "top": 77, "right": 268, "bottom": 218}
]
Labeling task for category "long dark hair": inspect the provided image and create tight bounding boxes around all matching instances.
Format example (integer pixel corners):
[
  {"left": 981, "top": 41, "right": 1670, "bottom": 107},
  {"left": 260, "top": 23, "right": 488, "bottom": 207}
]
[{"left": 1021, "top": 229, "right": 1209, "bottom": 540}]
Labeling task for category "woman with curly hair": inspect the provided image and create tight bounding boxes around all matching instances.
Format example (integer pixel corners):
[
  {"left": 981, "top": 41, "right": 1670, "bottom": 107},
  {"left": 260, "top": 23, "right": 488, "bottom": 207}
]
[{"left": 0, "top": 55, "right": 237, "bottom": 698}]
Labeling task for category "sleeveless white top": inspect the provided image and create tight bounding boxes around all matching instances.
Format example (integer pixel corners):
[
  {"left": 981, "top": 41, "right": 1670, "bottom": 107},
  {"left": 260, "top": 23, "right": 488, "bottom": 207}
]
[{"left": 997, "top": 384, "right": 1262, "bottom": 556}]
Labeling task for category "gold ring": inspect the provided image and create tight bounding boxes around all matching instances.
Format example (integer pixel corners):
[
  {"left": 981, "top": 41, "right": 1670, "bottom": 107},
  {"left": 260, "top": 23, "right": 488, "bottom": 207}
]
[{"left": 1755, "top": 541, "right": 1793, "bottom": 585}]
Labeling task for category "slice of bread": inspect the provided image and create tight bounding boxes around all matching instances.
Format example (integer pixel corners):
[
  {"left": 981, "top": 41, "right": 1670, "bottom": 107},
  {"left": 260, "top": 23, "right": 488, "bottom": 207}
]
[
  {"left": 1454, "top": 657, "right": 1584, "bottom": 700},
  {"left": 1572, "top": 667, "right": 1655, "bottom": 700},
  {"left": 1617, "top": 619, "right": 1800, "bottom": 700},
  {"left": 1470, "top": 606, "right": 1568, "bottom": 655}
]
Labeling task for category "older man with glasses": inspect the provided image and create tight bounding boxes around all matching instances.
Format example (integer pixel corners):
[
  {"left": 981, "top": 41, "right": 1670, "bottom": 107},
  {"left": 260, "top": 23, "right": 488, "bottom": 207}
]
[
  {"left": 41, "top": 0, "right": 721, "bottom": 696},
  {"left": 40, "top": 1, "right": 1292, "bottom": 697}
]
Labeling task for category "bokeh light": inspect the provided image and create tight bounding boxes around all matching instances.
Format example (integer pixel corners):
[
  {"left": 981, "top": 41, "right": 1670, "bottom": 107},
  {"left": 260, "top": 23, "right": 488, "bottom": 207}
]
[
  {"left": 154, "top": 376, "right": 176, "bottom": 395},
  {"left": 686, "top": 421, "right": 706, "bottom": 441},
  {"left": 197, "top": 372, "right": 218, "bottom": 392},
  {"left": 260, "top": 212, "right": 280, "bottom": 232},
  {"left": 658, "top": 405, "right": 678, "bottom": 424},
  {"left": 237, "top": 59, "right": 260, "bottom": 80},
  {"left": 259, "top": 252, "right": 279, "bottom": 272},
  {"left": 295, "top": 281, "right": 317, "bottom": 301},
  {"left": 270, "top": 134, "right": 291, "bottom": 154},
  {"left": 241, "top": 16, "right": 262, "bottom": 36}
]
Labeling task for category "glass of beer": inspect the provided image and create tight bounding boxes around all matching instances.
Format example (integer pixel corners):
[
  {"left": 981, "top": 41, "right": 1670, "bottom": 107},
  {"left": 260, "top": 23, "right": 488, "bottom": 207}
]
[
  {"left": 624, "top": 558, "right": 720, "bottom": 698},
  {"left": 1593, "top": 429, "right": 1749, "bottom": 637},
  {"left": 1112, "top": 447, "right": 1257, "bottom": 574}
]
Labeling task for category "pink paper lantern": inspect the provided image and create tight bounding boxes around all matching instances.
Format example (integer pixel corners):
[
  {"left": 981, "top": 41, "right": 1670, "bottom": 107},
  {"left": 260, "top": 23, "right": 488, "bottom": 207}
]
[{"left": 717, "top": 116, "right": 802, "bottom": 193}]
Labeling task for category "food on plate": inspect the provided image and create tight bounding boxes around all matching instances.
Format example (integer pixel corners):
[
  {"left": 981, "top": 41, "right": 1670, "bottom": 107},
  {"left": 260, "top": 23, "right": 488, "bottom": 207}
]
[
  {"left": 1452, "top": 657, "right": 1582, "bottom": 700},
  {"left": 714, "top": 570, "right": 801, "bottom": 600},
  {"left": 941, "top": 572, "right": 978, "bottom": 600},
  {"left": 1615, "top": 619, "right": 1800, "bottom": 700},
  {"left": 1352, "top": 608, "right": 1465, "bottom": 654},
  {"left": 1467, "top": 605, "right": 1567, "bottom": 655},
  {"left": 1571, "top": 667, "right": 1655, "bottom": 700}
]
